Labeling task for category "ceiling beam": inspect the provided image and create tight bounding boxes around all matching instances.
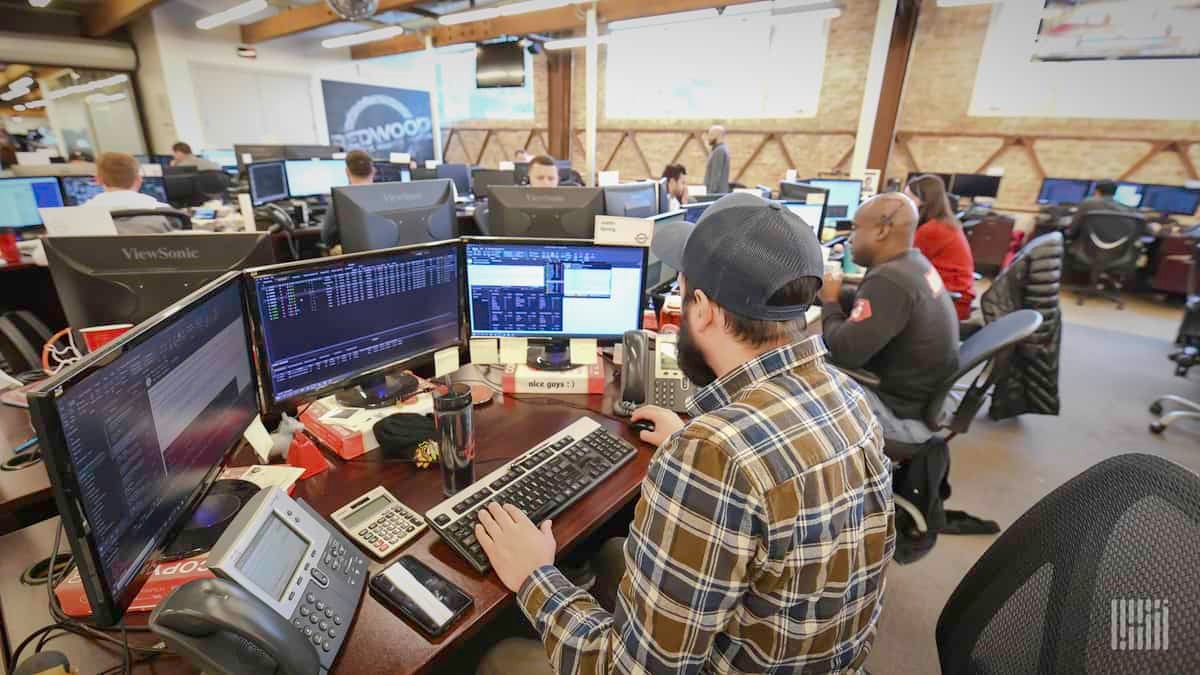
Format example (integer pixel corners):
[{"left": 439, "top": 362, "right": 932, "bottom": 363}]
[
  {"left": 351, "top": 0, "right": 759, "bottom": 60},
  {"left": 240, "top": 0, "right": 428, "bottom": 44},
  {"left": 85, "top": 0, "right": 167, "bottom": 37}
]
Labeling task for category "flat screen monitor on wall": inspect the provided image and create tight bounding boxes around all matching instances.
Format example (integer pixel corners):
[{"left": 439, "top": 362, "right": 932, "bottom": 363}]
[{"left": 476, "top": 42, "right": 525, "bottom": 88}]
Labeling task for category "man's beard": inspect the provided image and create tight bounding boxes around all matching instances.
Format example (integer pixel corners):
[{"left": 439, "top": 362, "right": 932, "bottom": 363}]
[{"left": 677, "top": 312, "right": 717, "bottom": 388}]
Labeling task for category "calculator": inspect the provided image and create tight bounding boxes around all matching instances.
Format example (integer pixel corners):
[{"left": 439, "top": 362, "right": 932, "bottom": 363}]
[{"left": 331, "top": 486, "right": 426, "bottom": 559}]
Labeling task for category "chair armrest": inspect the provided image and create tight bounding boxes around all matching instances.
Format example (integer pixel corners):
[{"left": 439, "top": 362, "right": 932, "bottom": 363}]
[{"left": 837, "top": 367, "right": 881, "bottom": 389}]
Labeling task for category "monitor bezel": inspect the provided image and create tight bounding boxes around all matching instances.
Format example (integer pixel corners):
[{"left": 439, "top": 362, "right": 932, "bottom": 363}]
[
  {"left": 26, "top": 272, "right": 256, "bottom": 626},
  {"left": 248, "top": 160, "right": 290, "bottom": 207},
  {"left": 461, "top": 236, "right": 648, "bottom": 342},
  {"left": 242, "top": 239, "right": 466, "bottom": 411},
  {"left": 950, "top": 173, "right": 1002, "bottom": 199},
  {"left": 0, "top": 175, "right": 65, "bottom": 228}
]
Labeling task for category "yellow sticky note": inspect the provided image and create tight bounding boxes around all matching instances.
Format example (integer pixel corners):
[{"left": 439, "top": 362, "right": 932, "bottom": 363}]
[
  {"left": 469, "top": 338, "right": 499, "bottom": 364},
  {"left": 499, "top": 337, "right": 527, "bottom": 364},
  {"left": 570, "top": 338, "right": 598, "bottom": 365},
  {"left": 434, "top": 347, "right": 460, "bottom": 378}
]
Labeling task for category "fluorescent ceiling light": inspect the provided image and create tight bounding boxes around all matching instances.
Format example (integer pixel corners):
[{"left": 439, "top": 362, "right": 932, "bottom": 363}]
[
  {"left": 196, "top": 0, "right": 269, "bottom": 30},
  {"left": 13, "top": 104, "right": 25, "bottom": 111},
  {"left": 321, "top": 25, "right": 404, "bottom": 48},
  {"left": 28, "top": 0, "right": 52, "bottom": 7},
  {"left": 439, "top": 7, "right": 500, "bottom": 24},
  {"left": 8, "top": 76, "right": 34, "bottom": 91},
  {"left": 438, "top": 0, "right": 589, "bottom": 25},
  {"left": 86, "top": 93, "right": 127, "bottom": 104},
  {"left": 936, "top": 0, "right": 993, "bottom": 6},
  {"left": 0, "top": 89, "right": 29, "bottom": 102},
  {"left": 608, "top": 8, "right": 718, "bottom": 31},
  {"left": 544, "top": 35, "right": 608, "bottom": 50},
  {"left": 24, "top": 99, "right": 45, "bottom": 109},
  {"left": 44, "top": 74, "right": 129, "bottom": 101}
]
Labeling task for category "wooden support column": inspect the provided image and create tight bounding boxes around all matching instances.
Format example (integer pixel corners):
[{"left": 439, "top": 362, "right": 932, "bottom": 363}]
[
  {"left": 546, "top": 51, "right": 573, "bottom": 161},
  {"left": 866, "top": 0, "right": 920, "bottom": 180}
]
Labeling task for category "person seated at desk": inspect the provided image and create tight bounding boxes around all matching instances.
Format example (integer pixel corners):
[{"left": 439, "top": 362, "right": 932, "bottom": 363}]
[
  {"left": 527, "top": 154, "right": 560, "bottom": 188},
  {"left": 170, "top": 141, "right": 220, "bottom": 171},
  {"left": 820, "top": 192, "right": 959, "bottom": 441},
  {"left": 320, "top": 150, "right": 375, "bottom": 249},
  {"left": 85, "top": 152, "right": 175, "bottom": 234},
  {"left": 662, "top": 162, "right": 689, "bottom": 211},
  {"left": 906, "top": 173, "right": 976, "bottom": 320},
  {"left": 476, "top": 193, "right": 894, "bottom": 675},
  {"left": 1067, "top": 179, "right": 1136, "bottom": 239}
]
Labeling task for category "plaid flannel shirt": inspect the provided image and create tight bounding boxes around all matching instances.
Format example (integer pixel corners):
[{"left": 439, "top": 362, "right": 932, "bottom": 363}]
[{"left": 517, "top": 336, "right": 895, "bottom": 674}]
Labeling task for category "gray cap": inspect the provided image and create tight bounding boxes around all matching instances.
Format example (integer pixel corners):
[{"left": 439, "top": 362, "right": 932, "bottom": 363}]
[{"left": 651, "top": 193, "right": 824, "bottom": 320}]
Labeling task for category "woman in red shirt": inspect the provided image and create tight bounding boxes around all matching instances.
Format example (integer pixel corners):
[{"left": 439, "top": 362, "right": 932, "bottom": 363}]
[{"left": 906, "top": 174, "right": 976, "bottom": 320}]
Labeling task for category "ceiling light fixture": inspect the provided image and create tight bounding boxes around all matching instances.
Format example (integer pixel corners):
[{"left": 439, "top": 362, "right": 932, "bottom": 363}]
[
  {"left": 196, "top": 0, "right": 269, "bottom": 30},
  {"left": 0, "top": 89, "right": 29, "bottom": 102},
  {"left": 607, "top": 9, "right": 718, "bottom": 31},
  {"left": 13, "top": 104, "right": 25, "bottom": 111},
  {"left": 321, "top": 25, "right": 404, "bottom": 48},
  {"left": 544, "top": 35, "right": 608, "bottom": 50},
  {"left": 24, "top": 99, "right": 45, "bottom": 109},
  {"left": 44, "top": 74, "right": 129, "bottom": 101},
  {"left": 8, "top": 77, "right": 34, "bottom": 91},
  {"left": 438, "top": 0, "right": 590, "bottom": 26},
  {"left": 28, "top": 0, "right": 52, "bottom": 8}
]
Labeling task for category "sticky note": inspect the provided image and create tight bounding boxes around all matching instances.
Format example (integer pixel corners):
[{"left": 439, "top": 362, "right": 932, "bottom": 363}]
[
  {"left": 499, "top": 337, "right": 527, "bottom": 364},
  {"left": 243, "top": 415, "right": 274, "bottom": 463},
  {"left": 434, "top": 347, "right": 460, "bottom": 378},
  {"left": 570, "top": 338, "right": 597, "bottom": 365},
  {"left": 470, "top": 338, "right": 499, "bottom": 364},
  {"left": 390, "top": 152, "right": 410, "bottom": 164},
  {"left": 785, "top": 169, "right": 798, "bottom": 182},
  {"left": 499, "top": 161, "right": 515, "bottom": 171},
  {"left": 425, "top": 159, "right": 441, "bottom": 169},
  {"left": 241, "top": 153, "right": 253, "bottom": 164}
]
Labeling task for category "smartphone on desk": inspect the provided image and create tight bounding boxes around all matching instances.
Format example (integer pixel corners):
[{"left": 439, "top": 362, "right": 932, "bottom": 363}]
[{"left": 371, "top": 556, "right": 472, "bottom": 637}]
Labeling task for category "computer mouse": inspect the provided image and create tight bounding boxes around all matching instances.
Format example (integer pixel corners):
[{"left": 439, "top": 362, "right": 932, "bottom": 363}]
[{"left": 630, "top": 420, "right": 655, "bottom": 434}]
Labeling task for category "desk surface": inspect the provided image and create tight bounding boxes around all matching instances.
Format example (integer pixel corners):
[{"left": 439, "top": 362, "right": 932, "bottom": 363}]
[
  {"left": 0, "top": 404, "right": 50, "bottom": 533},
  {"left": 0, "top": 381, "right": 650, "bottom": 675}
]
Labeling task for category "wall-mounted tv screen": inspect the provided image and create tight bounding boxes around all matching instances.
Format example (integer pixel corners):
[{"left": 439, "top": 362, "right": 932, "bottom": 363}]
[{"left": 476, "top": 42, "right": 526, "bottom": 88}]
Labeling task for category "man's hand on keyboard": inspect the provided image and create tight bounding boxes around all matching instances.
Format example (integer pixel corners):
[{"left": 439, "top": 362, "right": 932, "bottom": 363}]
[
  {"left": 476, "top": 502, "right": 556, "bottom": 593},
  {"left": 631, "top": 405, "right": 684, "bottom": 446}
]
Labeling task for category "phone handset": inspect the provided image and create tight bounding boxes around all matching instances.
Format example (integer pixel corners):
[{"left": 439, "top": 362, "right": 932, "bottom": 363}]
[
  {"left": 616, "top": 330, "right": 692, "bottom": 416},
  {"left": 615, "top": 329, "right": 650, "bottom": 417},
  {"left": 151, "top": 578, "right": 320, "bottom": 675}
]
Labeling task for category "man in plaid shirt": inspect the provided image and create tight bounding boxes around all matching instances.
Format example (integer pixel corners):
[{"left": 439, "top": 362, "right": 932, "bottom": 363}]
[{"left": 476, "top": 194, "right": 895, "bottom": 674}]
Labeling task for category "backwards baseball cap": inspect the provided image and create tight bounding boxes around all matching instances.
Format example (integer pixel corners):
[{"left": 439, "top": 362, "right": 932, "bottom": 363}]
[{"left": 652, "top": 193, "right": 824, "bottom": 320}]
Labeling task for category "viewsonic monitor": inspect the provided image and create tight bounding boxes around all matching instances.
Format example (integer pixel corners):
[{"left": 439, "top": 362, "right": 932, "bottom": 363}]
[
  {"left": 602, "top": 182, "right": 658, "bottom": 218},
  {"left": 437, "top": 163, "right": 471, "bottom": 197},
  {"left": 333, "top": 179, "right": 457, "bottom": 253},
  {"left": 487, "top": 186, "right": 603, "bottom": 239}
]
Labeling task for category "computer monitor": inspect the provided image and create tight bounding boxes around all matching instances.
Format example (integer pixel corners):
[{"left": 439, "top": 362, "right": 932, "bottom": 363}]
[
  {"left": 487, "top": 186, "right": 604, "bottom": 238},
  {"left": 603, "top": 182, "right": 658, "bottom": 218},
  {"left": 134, "top": 154, "right": 173, "bottom": 171},
  {"left": 464, "top": 239, "right": 646, "bottom": 368},
  {"left": 284, "top": 159, "right": 349, "bottom": 198},
  {"left": 333, "top": 179, "right": 457, "bottom": 253},
  {"left": 1037, "top": 178, "right": 1093, "bottom": 205},
  {"left": 470, "top": 169, "right": 516, "bottom": 200},
  {"left": 411, "top": 167, "right": 439, "bottom": 181},
  {"left": 905, "top": 172, "right": 953, "bottom": 189},
  {"left": 200, "top": 149, "right": 238, "bottom": 172},
  {"left": 657, "top": 178, "right": 670, "bottom": 214},
  {"left": 0, "top": 176, "right": 64, "bottom": 228},
  {"left": 28, "top": 273, "right": 257, "bottom": 625},
  {"left": 234, "top": 144, "right": 286, "bottom": 174},
  {"left": 806, "top": 179, "right": 862, "bottom": 228},
  {"left": 950, "top": 174, "right": 1002, "bottom": 199},
  {"left": 647, "top": 211, "right": 684, "bottom": 292},
  {"left": 248, "top": 161, "right": 289, "bottom": 207},
  {"left": 140, "top": 176, "right": 168, "bottom": 203},
  {"left": 59, "top": 175, "right": 105, "bottom": 206},
  {"left": 778, "top": 181, "right": 830, "bottom": 204},
  {"left": 1140, "top": 184, "right": 1200, "bottom": 216},
  {"left": 437, "top": 163, "right": 471, "bottom": 196},
  {"left": 1113, "top": 182, "right": 1145, "bottom": 209},
  {"left": 44, "top": 233, "right": 274, "bottom": 329},
  {"left": 373, "top": 162, "right": 411, "bottom": 184},
  {"left": 683, "top": 201, "right": 712, "bottom": 223},
  {"left": 246, "top": 241, "right": 462, "bottom": 408},
  {"left": 777, "top": 201, "right": 827, "bottom": 241}
]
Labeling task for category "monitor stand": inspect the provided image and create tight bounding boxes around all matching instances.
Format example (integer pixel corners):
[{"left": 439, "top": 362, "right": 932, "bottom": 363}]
[
  {"left": 526, "top": 339, "right": 574, "bottom": 371},
  {"left": 334, "top": 372, "right": 419, "bottom": 408}
]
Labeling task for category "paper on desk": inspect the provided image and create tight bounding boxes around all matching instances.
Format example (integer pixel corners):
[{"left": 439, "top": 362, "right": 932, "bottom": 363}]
[
  {"left": 243, "top": 415, "right": 274, "bottom": 463},
  {"left": 40, "top": 207, "right": 117, "bottom": 237},
  {"left": 570, "top": 338, "right": 598, "bottom": 365},
  {"left": 470, "top": 338, "right": 499, "bottom": 364},
  {"left": 594, "top": 215, "right": 652, "bottom": 247},
  {"left": 785, "top": 169, "right": 798, "bottom": 182},
  {"left": 390, "top": 152, "right": 410, "bottom": 164},
  {"left": 499, "top": 337, "right": 527, "bottom": 364},
  {"left": 434, "top": 347, "right": 460, "bottom": 378}
]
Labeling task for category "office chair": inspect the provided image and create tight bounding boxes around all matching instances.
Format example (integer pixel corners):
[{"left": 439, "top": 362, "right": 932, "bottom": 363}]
[
  {"left": 110, "top": 209, "right": 192, "bottom": 232},
  {"left": 936, "top": 453, "right": 1200, "bottom": 674},
  {"left": 194, "top": 170, "right": 229, "bottom": 203},
  {"left": 843, "top": 310, "right": 1043, "bottom": 561},
  {"left": 1069, "top": 210, "right": 1147, "bottom": 309},
  {"left": 0, "top": 310, "right": 52, "bottom": 376},
  {"left": 163, "top": 173, "right": 195, "bottom": 208},
  {"left": 1150, "top": 239, "right": 1199, "bottom": 434}
]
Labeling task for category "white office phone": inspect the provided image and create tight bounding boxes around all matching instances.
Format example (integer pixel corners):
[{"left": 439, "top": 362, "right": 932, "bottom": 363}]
[{"left": 615, "top": 330, "right": 693, "bottom": 416}]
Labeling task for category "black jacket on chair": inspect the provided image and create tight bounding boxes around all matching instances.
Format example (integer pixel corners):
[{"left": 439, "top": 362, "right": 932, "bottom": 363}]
[{"left": 980, "top": 232, "right": 1064, "bottom": 419}]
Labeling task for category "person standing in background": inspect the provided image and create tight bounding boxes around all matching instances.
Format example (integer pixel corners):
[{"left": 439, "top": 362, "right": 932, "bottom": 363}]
[
  {"left": 703, "top": 125, "right": 730, "bottom": 195},
  {"left": 661, "top": 163, "right": 689, "bottom": 211},
  {"left": 906, "top": 174, "right": 976, "bottom": 320}
]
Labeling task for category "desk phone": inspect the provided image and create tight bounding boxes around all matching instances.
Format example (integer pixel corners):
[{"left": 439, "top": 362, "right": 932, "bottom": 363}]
[
  {"left": 152, "top": 487, "right": 368, "bottom": 675},
  {"left": 331, "top": 486, "right": 427, "bottom": 558},
  {"left": 616, "top": 330, "right": 692, "bottom": 415}
]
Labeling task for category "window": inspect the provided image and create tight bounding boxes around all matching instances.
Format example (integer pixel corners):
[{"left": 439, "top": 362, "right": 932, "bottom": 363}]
[
  {"left": 604, "top": 8, "right": 832, "bottom": 119},
  {"left": 435, "top": 45, "right": 535, "bottom": 123}
]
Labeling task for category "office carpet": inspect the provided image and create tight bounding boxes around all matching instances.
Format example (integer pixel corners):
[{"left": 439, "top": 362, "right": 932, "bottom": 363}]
[{"left": 864, "top": 318, "right": 1199, "bottom": 675}]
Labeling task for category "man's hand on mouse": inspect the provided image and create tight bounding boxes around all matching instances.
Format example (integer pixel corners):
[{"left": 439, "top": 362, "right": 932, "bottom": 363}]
[{"left": 630, "top": 405, "right": 684, "bottom": 446}]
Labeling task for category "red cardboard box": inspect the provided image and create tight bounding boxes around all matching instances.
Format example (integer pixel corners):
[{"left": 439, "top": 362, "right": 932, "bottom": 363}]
[{"left": 55, "top": 554, "right": 213, "bottom": 618}]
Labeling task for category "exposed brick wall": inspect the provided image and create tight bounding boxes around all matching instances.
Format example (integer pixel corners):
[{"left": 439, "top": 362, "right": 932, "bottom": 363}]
[{"left": 888, "top": 0, "right": 1200, "bottom": 210}]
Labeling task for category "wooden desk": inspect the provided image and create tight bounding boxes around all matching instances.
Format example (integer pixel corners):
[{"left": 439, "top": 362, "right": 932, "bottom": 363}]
[
  {"left": 0, "top": 404, "right": 52, "bottom": 536},
  {"left": 0, "top": 386, "right": 650, "bottom": 674}
]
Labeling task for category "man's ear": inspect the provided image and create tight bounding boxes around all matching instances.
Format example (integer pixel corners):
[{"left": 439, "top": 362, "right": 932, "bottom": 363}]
[{"left": 690, "top": 289, "right": 716, "bottom": 332}]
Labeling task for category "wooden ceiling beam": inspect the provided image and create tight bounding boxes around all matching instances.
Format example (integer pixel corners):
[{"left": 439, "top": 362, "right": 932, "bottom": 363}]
[
  {"left": 352, "top": 0, "right": 758, "bottom": 60},
  {"left": 240, "top": 0, "right": 428, "bottom": 44},
  {"left": 85, "top": 0, "right": 167, "bottom": 37}
]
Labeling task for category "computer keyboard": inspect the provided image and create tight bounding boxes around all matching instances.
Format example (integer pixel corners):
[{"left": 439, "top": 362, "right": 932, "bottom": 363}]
[{"left": 425, "top": 417, "right": 637, "bottom": 573}]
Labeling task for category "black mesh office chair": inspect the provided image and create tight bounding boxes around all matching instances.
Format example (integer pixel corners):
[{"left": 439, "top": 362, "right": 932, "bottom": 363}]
[
  {"left": 845, "top": 310, "right": 1043, "bottom": 562},
  {"left": 1150, "top": 239, "right": 1199, "bottom": 434},
  {"left": 1070, "top": 210, "right": 1146, "bottom": 309},
  {"left": 194, "top": 170, "right": 229, "bottom": 203},
  {"left": 110, "top": 209, "right": 192, "bottom": 232},
  {"left": 937, "top": 453, "right": 1200, "bottom": 674}
]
